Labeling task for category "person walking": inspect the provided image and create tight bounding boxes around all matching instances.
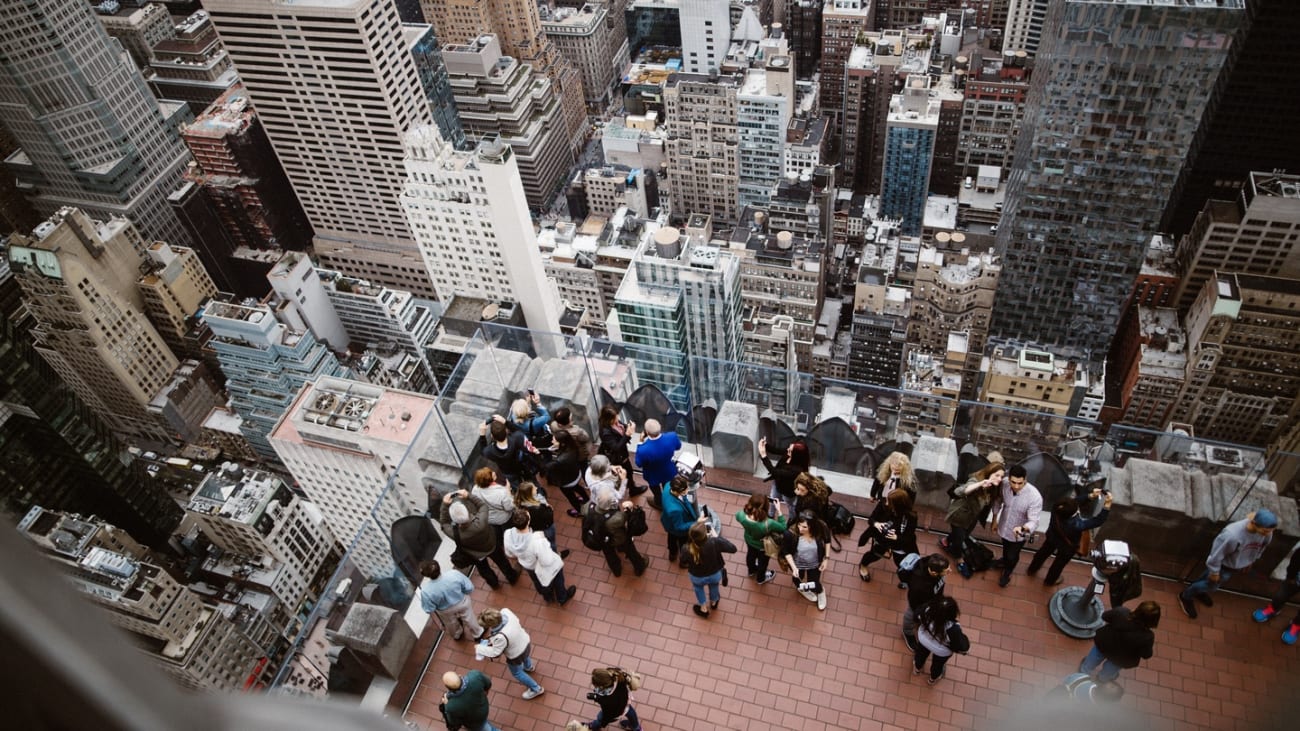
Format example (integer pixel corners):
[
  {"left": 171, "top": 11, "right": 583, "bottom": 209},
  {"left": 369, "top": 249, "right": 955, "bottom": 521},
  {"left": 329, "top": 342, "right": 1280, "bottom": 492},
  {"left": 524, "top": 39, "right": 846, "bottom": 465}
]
[
  {"left": 911, "top": 596, "right": 970, "bottom": 685},
  {"left": 503, "top": 509, "right": 576, "bottom": 606},
  {"left": 597, "top": 406, "right": 639, "bottom": 496},
  {"left": 439, "top": 489, "right": 520, "bottom": 589},
  {"left": 856, "top": 488, "right": 918, "bottom": 584},
  {"left": 940, "top": 462, "right": 1004, "bottom": 578},
  {"left": 990, "top": 464, "right": 1042, "bottom": 588},
  {"left": 1027, "top": 489, "right": 1112, "bottom": 586},
  {"left": 759, "top": 437, "right": 808, "bottom": 514},
  {"left": 587, "top": 455, "right": 650, "bottom": 577},
  {"left": 902, "top": 554, "right": 950, "bottom": 652},
  {"left": 440, "top": 669, "right": 499, "bottom": 731},
  {"left": 735, "top": 492, "right": 787, "bottom": 584},
  {"left": 1252, "top": 546, "right": 1300, "bottom": 645},
  {"left": 1179, "top": 509, "right": 1279, "bottom": 619},
  {"left": 682, "top": 522, "right": 738, "bottom": 617},
  {"left": 418, "top": 560, "right": 484, "bottom": 641},
  {"left": 661, "top": 474, "right": 702, "bottom": 567},
  {"left": 476, "top": 607, "right": 545, "bottom": 700},
  {"left": 582, "top": 667, "right": 643, "bottom": 731},
  {"left": 782, "top": 511, "right": 830, "bottom": 610},
  {"left": 1079, "top": 601, "right": 1160, "bottom": 682},
  {"left": 636, "top": 418, "right": 681, "bottom": 510}
]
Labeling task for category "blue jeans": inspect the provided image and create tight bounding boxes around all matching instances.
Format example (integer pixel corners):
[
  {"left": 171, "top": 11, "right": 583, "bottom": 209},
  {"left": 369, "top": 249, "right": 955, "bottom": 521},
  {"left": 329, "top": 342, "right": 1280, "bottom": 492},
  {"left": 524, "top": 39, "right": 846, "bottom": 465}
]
[
  {"left": 591, "top": 704, "right": 640, "bottom": 730},
  {"left": 506, "top": 644, "right": 541, "bottom": 692},
  {"left": 1183, "top": 567, "right": 1235, "bottom": 599},
  {"left": 1079, "top": 645, "right": 1121, "bottom": 681},
  {"left": 690, "top": 569, "right": 723, "bottom": 605},
  {"left": 467, "top": 722, "right": 500, "bottom": 731}
]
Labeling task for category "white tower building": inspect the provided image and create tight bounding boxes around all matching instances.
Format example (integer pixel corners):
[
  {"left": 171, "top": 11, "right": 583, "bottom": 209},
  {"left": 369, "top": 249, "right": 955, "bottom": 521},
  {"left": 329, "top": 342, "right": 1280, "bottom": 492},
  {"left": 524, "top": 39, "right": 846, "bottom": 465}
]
[
  {"left": 267, "top": 252, "right": 350, "bottom": 354},
  {"left": 203, "top": 0, "right": 438, "bottom": 299},
  {"left": 401, "top": 126, "right": 563, "bottom": 334},
  {"left": 680, "top": 0, "right": 733, "bottom": 75}
]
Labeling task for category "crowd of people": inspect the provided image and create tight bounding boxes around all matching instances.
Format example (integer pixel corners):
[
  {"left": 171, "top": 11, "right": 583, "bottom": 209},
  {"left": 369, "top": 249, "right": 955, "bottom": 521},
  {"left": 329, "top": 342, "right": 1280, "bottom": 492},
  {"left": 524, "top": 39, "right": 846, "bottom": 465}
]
[{"left": 424, "top": 396, "right": 1295, "bottom": 730}]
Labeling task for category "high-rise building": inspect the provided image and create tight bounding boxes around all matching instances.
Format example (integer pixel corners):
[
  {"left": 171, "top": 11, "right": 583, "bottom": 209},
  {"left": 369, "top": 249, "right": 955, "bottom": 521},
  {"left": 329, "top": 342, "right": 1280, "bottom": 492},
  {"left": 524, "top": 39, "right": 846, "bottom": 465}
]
[
  {"left": 785, "top": 0, "right": 822, "bottom": 79},
  {"left": 819, "top": 0, "right": 875, "bottom": 136},
  {"left": 737, "top": 48, "right": 795, "bottom": 211},
  {"left": 613, "top": 218, "right": 744, "bottom": 409},
  {"left": 1, "top": 0, "right": 195, "bottom": 247},
  {"left": 138, "top": 242, "right": 219, "bottom": 359},
  {"left": 664, "top": 73, "right": 741, "bottom": 226},
  {"left": 92, "top": 1, "right": 175, "bottom": 69},
  {"left": 955, "top": 53, "right": 1029, "bottom": 182},
  {"left": 973, "top": 340, "right": 1089, "bottom": 461},
  {"left": 405, "top": 23, "right": 467, "bottom": 152},
  {"left": 1105, "top": 306, "right": 1186, "bottom": 430},
  {"left": 201, "top": 299, "right": 349, "bottom": 460},
  {"left": 1164, "top": 0, "right": 1300, "bottom": 236},
  {"left": 7, "top": 209, "right": 183, "bottom": 444},
  {"left": 990, "top": 0, "right": 1244, "bottom": 361},
  {"left": 842, "top": 27, "right": 929, "bottom": 193},
  {"left": 315, "top": 268, "right": 439, "bottom": 393},
  {"left": 625, "top": 0, "right": 682, "bottom": 56},
  {"left": 203, "top": 0, "right": 438, "bottom": 299},
  {"left": 179, "top": 86, "right": 313, "bottom": 260},
  {"left": 419, "top": 0, "right": 589, "bottom": 154},
  {"left": 1172, "top": 172, "right": 1300, "bottom": 314},
  {"left": 0, "top": 260, "right": 182, "bottom": 547},
  {"left": 680, "top": 0, "right": 732, "bottom": 75},
  {"left": 880, "top": 76, "right": 938, "bottom": 235},
  {"left": 1171, "top": 272, "right": 1300, "bottom": 447},
  {"left": 848, "top": 265, "right": 909, "bottom": 388},
  {"left": 442, "top": 36, "right": 576, "bottom": 211},
  {"left": 145, "top": 9, "right": 240, "bottom": 116},
  {"left": 265, "top": 252, "right": 350, "bottom": 354},
  {"left": 0, "top": 126, "right": 41, "bottom": 236},
  {"left": 730, "top": 223, "right": 825, "bottom": 373},
  {"left": 269, "top": 377, "right": 438, "bottom": 578},
  {"left": 19, "top": 507, "right": 269, "bottom": 691},
  {"left": 908, "top": 246, "right": 1000, "bottom": 399},
  {"left": 542, "top": 3, "right": 631, "bottom": 113},
  {"left": 402, "top": 125, "right": 564, "bottom": 334},
  {"left": 179, "top": 466, "right": 338, "bottom": 634},
  {"left": 1002, "top": 0, "right": 1049, "bottom": 58}
]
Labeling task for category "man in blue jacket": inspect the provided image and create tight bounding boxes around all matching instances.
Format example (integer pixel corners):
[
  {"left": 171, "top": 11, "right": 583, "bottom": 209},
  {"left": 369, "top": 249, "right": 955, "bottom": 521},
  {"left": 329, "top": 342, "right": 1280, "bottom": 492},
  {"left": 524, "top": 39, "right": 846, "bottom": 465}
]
[{"left": 635, "top": 419, "right": 680, "bottom": 510}]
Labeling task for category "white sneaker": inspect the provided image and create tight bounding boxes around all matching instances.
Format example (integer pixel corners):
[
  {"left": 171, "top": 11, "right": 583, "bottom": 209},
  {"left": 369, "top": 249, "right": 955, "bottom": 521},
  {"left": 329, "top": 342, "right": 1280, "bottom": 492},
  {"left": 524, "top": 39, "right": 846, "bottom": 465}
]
[
  {"left": 522, "top": 687, "right": 546, "bottom": 700},
  {"left": 798, "top": 589, "right": 817, "bottom": 602},
  {"left": 816, "top": 592, "right": 827, "bottom": 611}
]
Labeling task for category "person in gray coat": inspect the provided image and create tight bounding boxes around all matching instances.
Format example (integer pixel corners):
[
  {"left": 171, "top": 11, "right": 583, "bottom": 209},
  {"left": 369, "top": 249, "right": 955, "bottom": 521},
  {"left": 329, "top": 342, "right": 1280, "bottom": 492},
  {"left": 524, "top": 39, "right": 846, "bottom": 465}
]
[{"left": 440, "top": 490, "right": 520, "bottom": 589}]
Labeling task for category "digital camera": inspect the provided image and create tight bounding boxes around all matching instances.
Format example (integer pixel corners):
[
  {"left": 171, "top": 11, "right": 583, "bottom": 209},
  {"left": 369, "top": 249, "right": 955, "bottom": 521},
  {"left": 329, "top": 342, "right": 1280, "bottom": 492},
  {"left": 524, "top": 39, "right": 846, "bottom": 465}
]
[
  {"left": 586, "top": 692, "right": 600, "bottom": 702},
  {"left": 798, "top": 581, "right": 817, "bottom": 592}
]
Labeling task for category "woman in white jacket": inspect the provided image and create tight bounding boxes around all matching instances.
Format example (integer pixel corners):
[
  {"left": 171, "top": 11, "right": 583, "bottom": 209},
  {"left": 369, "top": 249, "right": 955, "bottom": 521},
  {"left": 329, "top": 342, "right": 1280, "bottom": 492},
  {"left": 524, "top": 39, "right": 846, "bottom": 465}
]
[{"left": 503, "top": 508, "right": 577, "bottom": 606}]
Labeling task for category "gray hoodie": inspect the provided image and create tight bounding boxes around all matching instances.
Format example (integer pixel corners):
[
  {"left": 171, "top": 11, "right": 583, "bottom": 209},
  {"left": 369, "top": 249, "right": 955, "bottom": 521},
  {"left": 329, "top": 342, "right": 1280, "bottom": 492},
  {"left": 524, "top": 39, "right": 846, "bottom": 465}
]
[{"left": 1205, "top": 518, "right": 1273, "bottom": 573}]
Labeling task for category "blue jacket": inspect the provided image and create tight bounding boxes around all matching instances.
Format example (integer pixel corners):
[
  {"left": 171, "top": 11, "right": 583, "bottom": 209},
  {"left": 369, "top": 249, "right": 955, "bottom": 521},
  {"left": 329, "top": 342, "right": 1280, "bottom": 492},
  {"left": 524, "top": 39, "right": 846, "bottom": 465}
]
[
  {"left": 660, "top": 487, "right": 698, "bottom": 537},
  {"left": 635, "top": 432, "right": 682, "bottom": 486}
]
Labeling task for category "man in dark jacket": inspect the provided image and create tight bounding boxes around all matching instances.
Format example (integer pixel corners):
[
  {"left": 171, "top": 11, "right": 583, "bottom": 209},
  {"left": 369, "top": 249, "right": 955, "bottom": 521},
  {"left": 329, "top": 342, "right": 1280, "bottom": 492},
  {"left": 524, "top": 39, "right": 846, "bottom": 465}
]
[
  {"left": 902, "top": 554, "right": 950, "bottom": 651},
  {"left": 441, "top": 669, "right": 498, "bottom": 731},
  {"left": 439, "top": 490, "right": 520, "bottom": 589},
  {"left": 1079, "top": 601, "right": 1160, "bottom": 681}
]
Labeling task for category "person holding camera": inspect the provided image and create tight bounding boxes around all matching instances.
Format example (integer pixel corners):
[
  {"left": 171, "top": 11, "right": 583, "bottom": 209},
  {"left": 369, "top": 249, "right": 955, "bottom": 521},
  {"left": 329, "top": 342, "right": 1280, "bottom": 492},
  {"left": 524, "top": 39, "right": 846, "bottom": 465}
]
[
  {"left": 1026, "top": 489, "right": 1113, "bottom": 586},
  {"left": 682, "top": 521, "right": 738, "bottom": 618},
  {"left": 902, "top": 554, "right": 950, "bottom": 652},
  {"left": 783, "top": 511, "right": 830, "bottom": 610},
  {"left": 759, "top": 437, "right": 808, "bottom": 514},
  {"left": 479, "top": 416, "right": 539, "bottom": 489},
  {"left": 940, "top": 462, "right": 1004, "bottom": 577},
  {"left": 990, "top": 464, "right": 1042, "bottom": 588},
  {"left": 911, "top": 596, "right": 970, "bottom": 685},
  {"left": 582, "top": 667, "right": 642, "bottom": 731},
  {"left": 439, "top": 489, "right": 520, "bottom": 590},
  {"left": 440, "top": 669, "right": 498, "bottom": 731},
  {"left": 736, "top": 492, "right": 787, "bottom": 584},
  {"left": 856, "top": 488, "right": 918, "bottom": 585},
  {"left": 637, "top": 418, "right": 682, "bottom": 510},
  {"left": 588, "top": 455, "right": 650, "bottom": 577}
]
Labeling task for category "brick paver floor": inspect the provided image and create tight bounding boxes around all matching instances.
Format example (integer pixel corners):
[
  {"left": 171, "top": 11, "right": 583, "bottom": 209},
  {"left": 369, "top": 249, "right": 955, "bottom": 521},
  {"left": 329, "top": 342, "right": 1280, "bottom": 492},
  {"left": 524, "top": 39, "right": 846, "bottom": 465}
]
[{"left": 402, "top": 477, "right": 1298, "bottom": 731}]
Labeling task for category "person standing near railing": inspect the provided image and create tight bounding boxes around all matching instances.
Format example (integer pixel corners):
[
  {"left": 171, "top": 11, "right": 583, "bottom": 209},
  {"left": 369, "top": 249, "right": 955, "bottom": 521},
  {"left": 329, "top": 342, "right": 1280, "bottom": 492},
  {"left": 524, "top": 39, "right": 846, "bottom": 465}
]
[
  {"left": 940, "top": 462, "right": 1004, "bottom": 578},
  {"left": 759, "top": 436, "right": 808, "bottom": 514},
  {"left": 990, "top": 464, "right": 1042, "bottom": 588},
  {"left": 1179, "top": 509, "right": 1278, "bottom": 620},
  {"left": 598, "top": 406, "right": 640, "bottom": 498},
  {"left": 1027, "top": 490, "right": 1113, "bottom": 587},
  {"left": 1252, "top": 545, "right": 1300, "bottom": 645},
  {"left": 637, "top": 418, "right": 681, "bottom": 512}
]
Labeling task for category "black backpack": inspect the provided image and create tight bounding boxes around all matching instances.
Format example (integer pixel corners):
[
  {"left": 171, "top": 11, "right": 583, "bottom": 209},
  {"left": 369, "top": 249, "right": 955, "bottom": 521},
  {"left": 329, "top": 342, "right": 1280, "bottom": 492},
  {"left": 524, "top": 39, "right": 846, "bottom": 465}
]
[
  {"left": 581, "top": 506, "right": 611, "bottom": 550},
  {"left": 624, "top": 506, "right": 649, "bottom": 537},
  {"left": 825, "top": 502, "right": 855, "bottom": 535},
  {"left": 963, "top": 537, "right": 995, "bottom": 572}
]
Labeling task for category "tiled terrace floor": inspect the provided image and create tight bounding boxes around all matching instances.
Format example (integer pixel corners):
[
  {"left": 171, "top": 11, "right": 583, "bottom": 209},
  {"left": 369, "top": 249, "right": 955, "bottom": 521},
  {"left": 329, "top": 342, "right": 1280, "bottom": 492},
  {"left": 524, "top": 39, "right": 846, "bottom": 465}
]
[{"left": 402, "top": 474, "right": 1298, "bottom": 731}]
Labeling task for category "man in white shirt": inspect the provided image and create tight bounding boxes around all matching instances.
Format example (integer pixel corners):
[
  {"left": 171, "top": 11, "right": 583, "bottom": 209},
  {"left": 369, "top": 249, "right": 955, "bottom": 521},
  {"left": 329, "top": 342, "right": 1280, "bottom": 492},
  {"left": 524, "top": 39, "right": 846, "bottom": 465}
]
[{"left": 991, "top": 464, "right": 1042, "bottom": 588}]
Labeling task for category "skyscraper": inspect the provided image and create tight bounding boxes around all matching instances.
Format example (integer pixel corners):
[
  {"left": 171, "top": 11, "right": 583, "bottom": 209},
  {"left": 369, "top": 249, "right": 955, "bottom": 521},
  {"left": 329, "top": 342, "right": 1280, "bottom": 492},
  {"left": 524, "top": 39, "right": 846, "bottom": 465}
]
[
  {"left": 0, "top": 0, "right": 195, "bottom": 247},
  {"left": 203, "top": 0, "right": 438, "bottom": 299},
  {"left": 991, "top": 0, "right": 1244, "bottom": 360},
  {"left": 402, "top": 125, "right": 564, "bottom": 334},
  {"left": 679, "top": 0, "right": 732, "bottom": 75},
  {"left": 819, "top": 0, "right": 875, "bottom": 137},
  {"left": 0, "top": 259, "right": 182, "bottom": 548},
  {"left": 880, "top": 76, "right": 939, "bottom": 235},
  {"left": 8, "top": 209, "right": 183, "bottom": 445}
]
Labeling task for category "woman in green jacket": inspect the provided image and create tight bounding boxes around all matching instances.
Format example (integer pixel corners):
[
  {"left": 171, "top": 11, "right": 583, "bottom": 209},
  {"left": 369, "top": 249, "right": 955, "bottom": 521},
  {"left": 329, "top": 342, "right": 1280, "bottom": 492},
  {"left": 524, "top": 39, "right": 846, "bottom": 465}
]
[{"left": 735, "top": 492, "right": 787, "bottom": 584}]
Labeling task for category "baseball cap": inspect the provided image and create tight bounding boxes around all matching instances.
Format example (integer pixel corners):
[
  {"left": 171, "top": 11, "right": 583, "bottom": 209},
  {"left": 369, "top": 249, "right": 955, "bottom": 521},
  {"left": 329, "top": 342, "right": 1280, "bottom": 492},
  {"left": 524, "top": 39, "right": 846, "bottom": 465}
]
[{"left": 1252, "top": 509, "right": 1278, "bottom": 529}]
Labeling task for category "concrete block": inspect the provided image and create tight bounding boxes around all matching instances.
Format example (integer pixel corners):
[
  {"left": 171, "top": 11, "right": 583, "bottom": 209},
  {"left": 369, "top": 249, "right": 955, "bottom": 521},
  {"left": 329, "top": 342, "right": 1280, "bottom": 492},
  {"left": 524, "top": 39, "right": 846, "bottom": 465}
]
[
  {"left": 911, "top": 436, "right": 959, "bottom": 510},
  {"left": 710, "top": 401, "right": 758, "bottom": 474},
  {"left": 334, "top": 603, "right": 416, "bottom": 679}
]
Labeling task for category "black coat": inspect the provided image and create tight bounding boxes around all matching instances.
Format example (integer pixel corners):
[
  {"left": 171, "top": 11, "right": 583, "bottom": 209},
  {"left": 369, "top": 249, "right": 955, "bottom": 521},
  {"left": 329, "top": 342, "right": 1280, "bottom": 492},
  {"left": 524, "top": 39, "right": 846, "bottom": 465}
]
[{"left": 1093, "top": 607, "right": 1154, "bottom": 669}]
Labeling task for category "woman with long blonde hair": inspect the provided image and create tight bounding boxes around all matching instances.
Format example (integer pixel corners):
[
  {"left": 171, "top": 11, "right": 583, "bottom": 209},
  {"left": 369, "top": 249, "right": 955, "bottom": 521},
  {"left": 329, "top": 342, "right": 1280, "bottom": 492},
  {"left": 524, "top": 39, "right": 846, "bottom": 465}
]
[{"left": 874, "top": 451, "right": 917, "bottom": 501}]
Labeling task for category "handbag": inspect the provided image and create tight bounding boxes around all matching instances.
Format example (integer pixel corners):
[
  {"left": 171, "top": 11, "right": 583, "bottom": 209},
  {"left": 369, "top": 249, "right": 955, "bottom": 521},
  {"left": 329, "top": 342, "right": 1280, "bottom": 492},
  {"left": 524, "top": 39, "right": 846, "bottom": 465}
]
[{"left": 761, "top": 532, "right": 783, "bottom": 559}]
